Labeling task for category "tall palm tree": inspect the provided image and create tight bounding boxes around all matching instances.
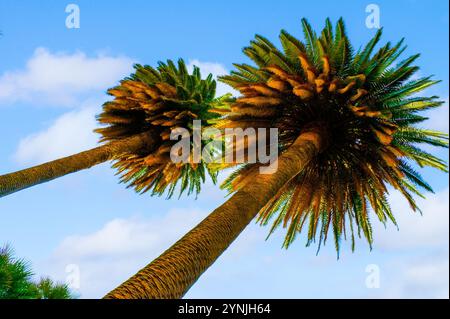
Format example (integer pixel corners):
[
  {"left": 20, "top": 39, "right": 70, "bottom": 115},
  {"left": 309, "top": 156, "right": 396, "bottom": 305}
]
[
  {"left": 105, "top": 18, "right": 448, "bottom": 299},
  {"left": 0, "top": 60, "right": 225, "bottom": 198}
]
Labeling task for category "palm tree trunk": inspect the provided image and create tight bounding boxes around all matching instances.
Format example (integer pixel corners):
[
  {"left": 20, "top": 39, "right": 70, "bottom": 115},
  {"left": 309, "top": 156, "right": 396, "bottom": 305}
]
[
  {"left": 104, "top": 125, "right": 327, "bottom": 299},
  {"left": 0, "top": 132, "right": 156, "bottom": 198}
]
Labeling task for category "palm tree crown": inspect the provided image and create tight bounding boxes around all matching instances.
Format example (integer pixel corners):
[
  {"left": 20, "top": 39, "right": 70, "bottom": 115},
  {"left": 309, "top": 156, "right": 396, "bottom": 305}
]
[
  {"left": 219, "top": 18, "right": 448, "bottom": 252},
  {"left": 97, "top": 59, "right": 225, "bottom": 198}
]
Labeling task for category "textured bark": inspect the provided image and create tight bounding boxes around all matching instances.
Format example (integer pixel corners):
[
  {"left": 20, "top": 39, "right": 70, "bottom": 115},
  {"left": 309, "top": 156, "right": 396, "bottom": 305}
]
[
  {"left": 0, "top": 132, "right": 155, "bottom": 198},
  {"left": 105, "top": 126, "right": 327, "bottom": 299}
]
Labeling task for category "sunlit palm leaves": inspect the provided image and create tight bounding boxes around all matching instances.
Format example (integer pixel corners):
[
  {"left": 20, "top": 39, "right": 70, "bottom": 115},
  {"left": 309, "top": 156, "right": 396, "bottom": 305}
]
[
  {"left": 219, "top": 18, "right": 448, "bottom": 252},
  {"left": 96, "top": 59, "right": 225, "bottom": 197}
]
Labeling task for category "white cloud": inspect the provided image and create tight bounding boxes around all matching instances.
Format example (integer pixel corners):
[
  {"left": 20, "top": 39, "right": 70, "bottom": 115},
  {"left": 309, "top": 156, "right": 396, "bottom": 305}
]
[
  {"left": 372, "top": 254, "right": 449, "bottom": 299},
  {"left": 187, "top": 59, "right": 238, "bottom": 97},
  {"left": 0, "top": 47, "right": 134, "bottom": 106},
  {"left": 43, "top": 208, "right": 210, "bottom": 298},
  {"left": 54, "top": 209, "right": 206, "bottom": 260},
  {"left": 367, "top": 188, "right": 449, "bottom": 298},
  {"left": 13, "top": 101, "right": 99, "bottom": 165},
  {"left": 39, "top": 205, "right": 266, "bottom": 298},
  {"left": 373, "top": 187, "right": 449, "bottom": 250},
  {"left": 403, "top": 257, "right": 449, "bottom": 297}
]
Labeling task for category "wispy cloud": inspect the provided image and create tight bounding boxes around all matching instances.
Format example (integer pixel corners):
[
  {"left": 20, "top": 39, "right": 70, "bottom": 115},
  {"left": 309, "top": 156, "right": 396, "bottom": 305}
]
[
  {"left": 13, "top": 100, "right": 100, "bottom": 165},
  {"left": 368, "top": 253, "right": 449, "bottom": 299},
  {"left": 42, "top": 208, "right": 211, "bottom": 298},
  {"left": 0, "top": 48, "right": 134, "bottom": 107},
  {"left": 373, "top": 187, "right": 449, "bottom": 250},
  {"left": 368, "top": 187, "right": 449, "bottom": 298}
]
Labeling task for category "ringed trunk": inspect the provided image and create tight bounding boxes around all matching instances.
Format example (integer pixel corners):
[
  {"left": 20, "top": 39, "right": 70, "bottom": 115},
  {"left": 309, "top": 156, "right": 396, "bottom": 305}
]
[
  {"left": 105, "top": 125, "right": 327, "bottom": 299},
  {"left": 0, "top": 132, "right": 156, "bottom": 198}
]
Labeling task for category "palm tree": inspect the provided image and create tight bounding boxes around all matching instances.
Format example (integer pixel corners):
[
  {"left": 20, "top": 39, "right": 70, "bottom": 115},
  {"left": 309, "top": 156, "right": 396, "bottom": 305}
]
[
  {"left": 0, "top": 60, "right": 225, "bottom": 198},
  {"left": 32, "top": 277, "right": 73, "bottom": 299},
  {"left": 0, "top": 244, "right": 73, "bottom": 299},
  {"left": 105, "top": 18, "right": 448, "bottom": 298}
]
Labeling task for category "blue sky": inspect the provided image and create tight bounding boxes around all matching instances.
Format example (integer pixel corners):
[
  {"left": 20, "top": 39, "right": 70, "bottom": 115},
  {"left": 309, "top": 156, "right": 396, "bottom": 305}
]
[{"left": 0, "top": 0, "right": 448, "bottom": 298}]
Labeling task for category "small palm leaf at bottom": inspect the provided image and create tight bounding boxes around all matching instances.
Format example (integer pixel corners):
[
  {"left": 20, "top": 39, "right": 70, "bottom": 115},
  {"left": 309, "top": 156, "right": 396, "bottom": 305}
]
[
  {"left": 31, "top": 277, "right": 73, "bottom": 299},
  {"left": 0, "top": 245, "right": 35, "bottom": 299}
]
